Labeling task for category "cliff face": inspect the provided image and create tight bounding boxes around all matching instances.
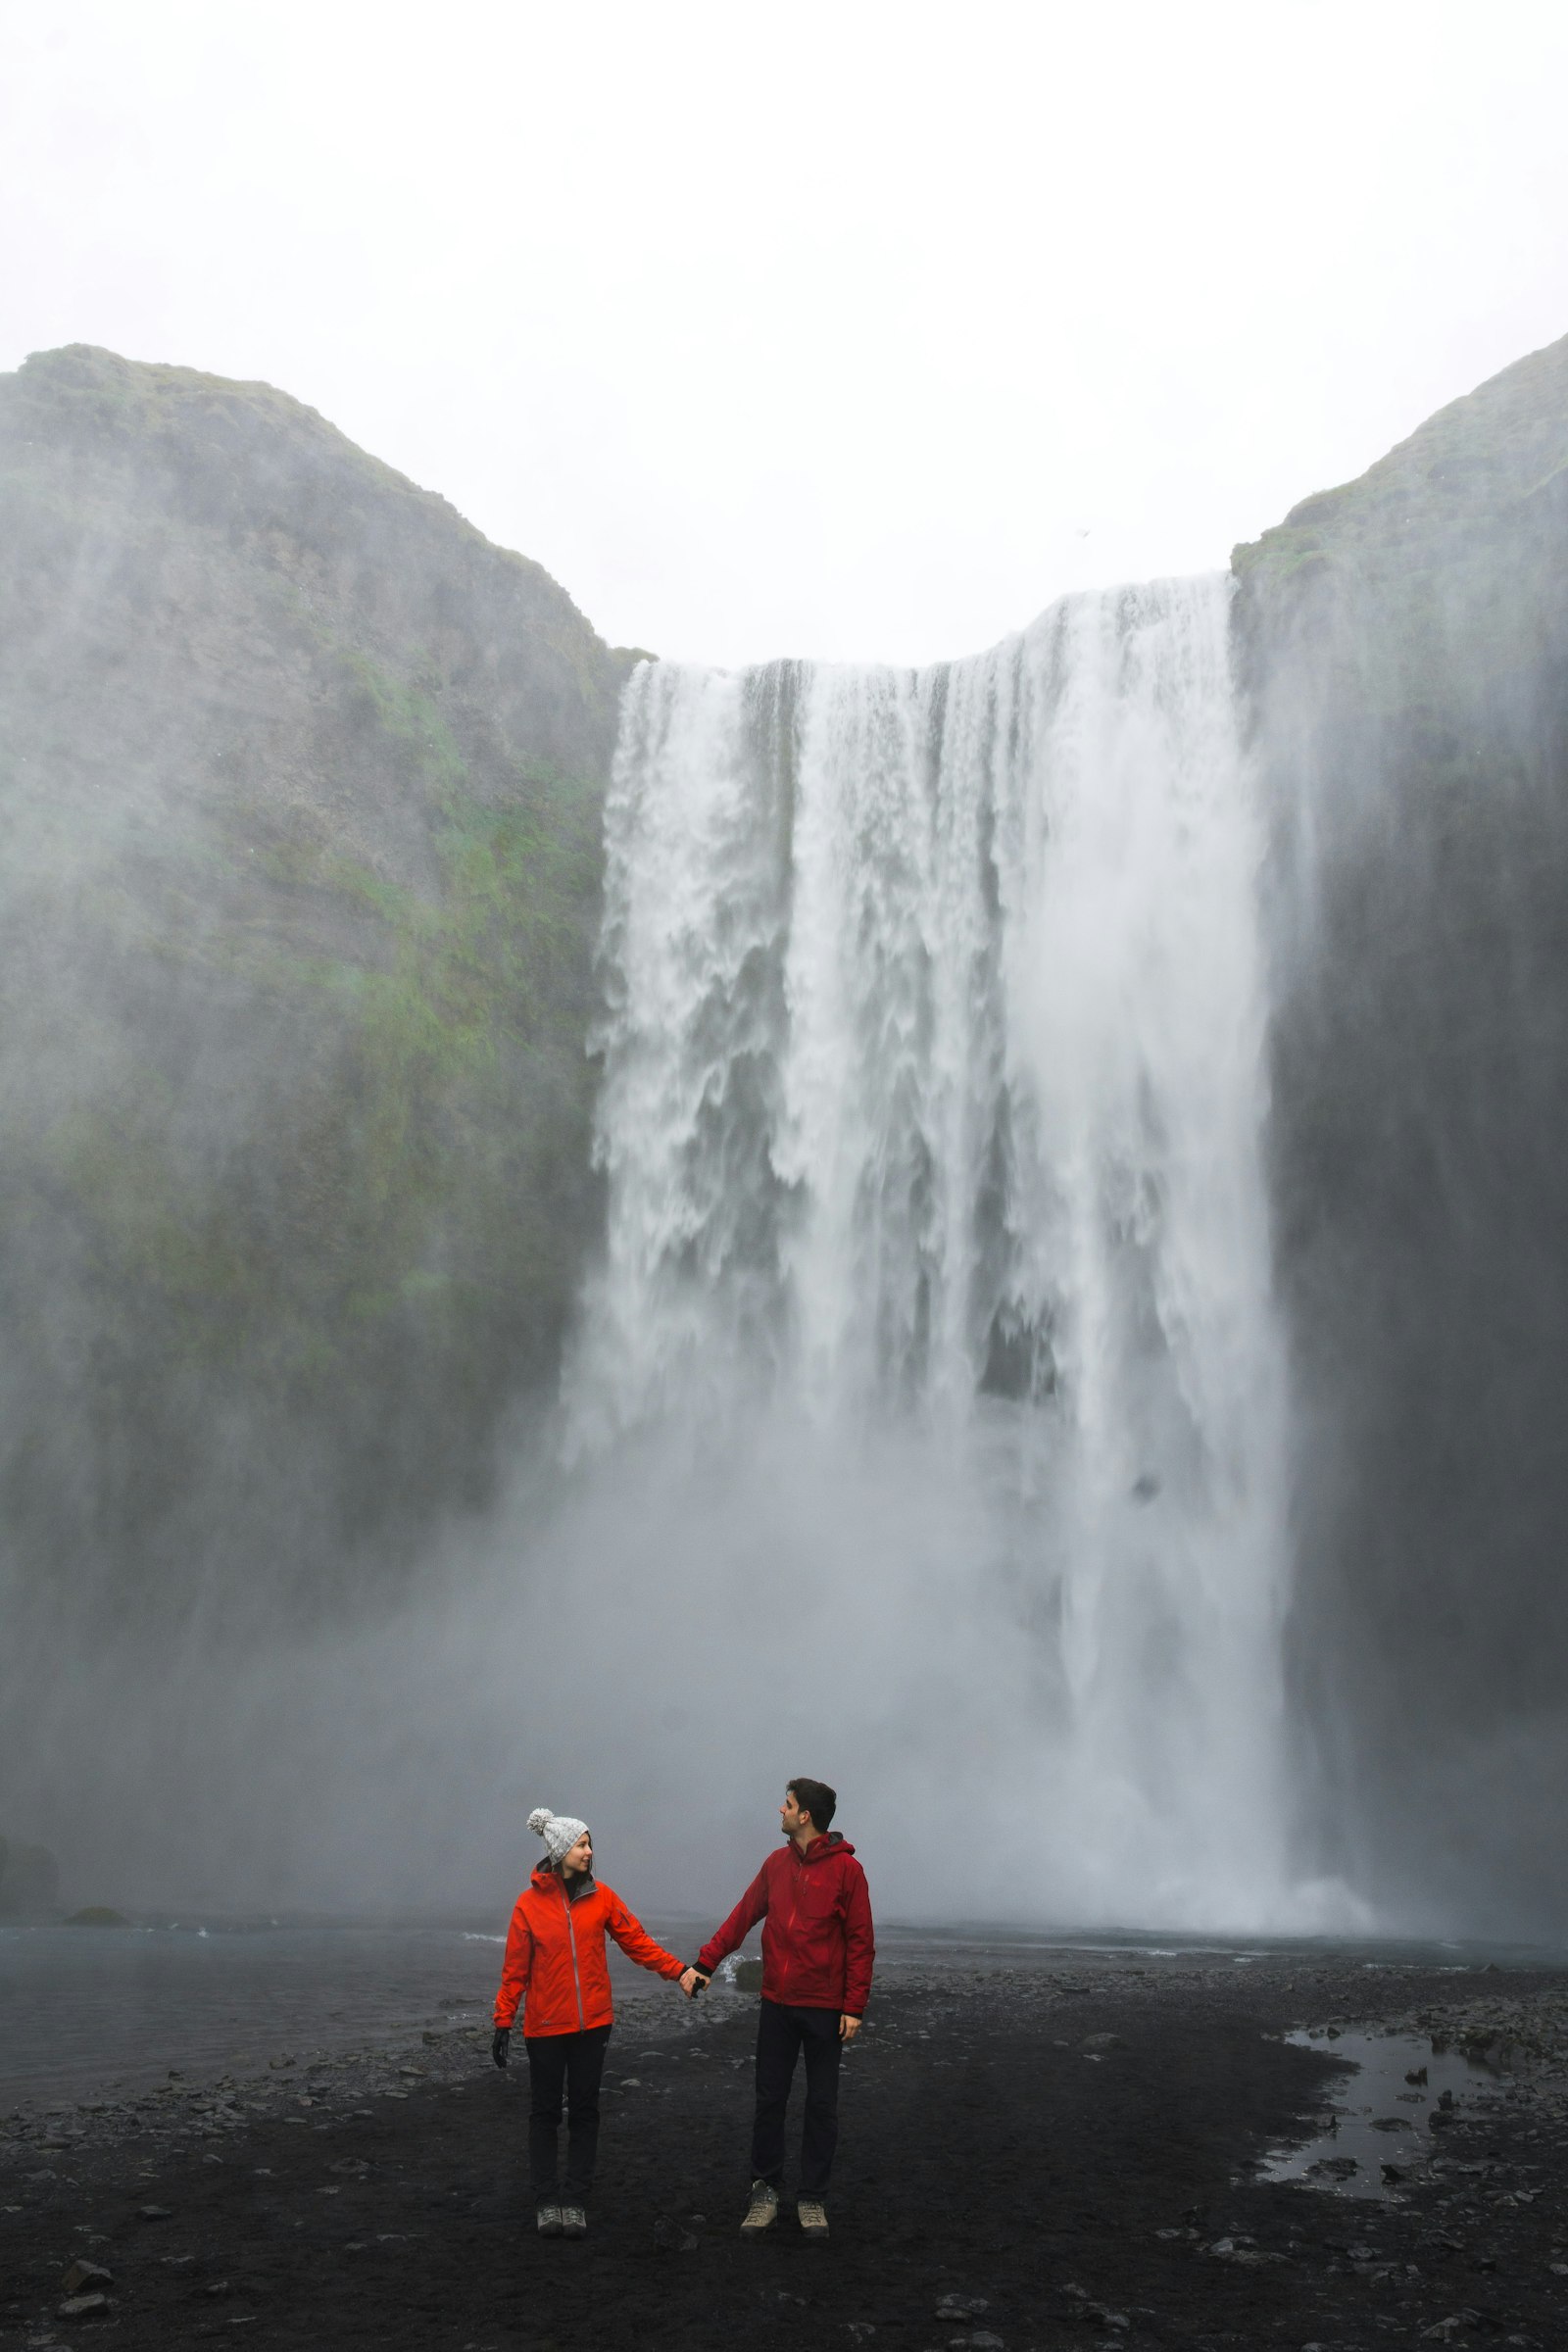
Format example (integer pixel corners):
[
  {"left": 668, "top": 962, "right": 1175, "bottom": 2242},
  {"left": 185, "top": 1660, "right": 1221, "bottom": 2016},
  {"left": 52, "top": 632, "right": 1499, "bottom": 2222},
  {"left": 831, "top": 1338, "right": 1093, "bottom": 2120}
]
[
  {"left": 1235, "top": 333, "right": 1568, "bottom": 1929},
  {"left": 0, "top": 345, "right": 638, "bottom": 1622}
]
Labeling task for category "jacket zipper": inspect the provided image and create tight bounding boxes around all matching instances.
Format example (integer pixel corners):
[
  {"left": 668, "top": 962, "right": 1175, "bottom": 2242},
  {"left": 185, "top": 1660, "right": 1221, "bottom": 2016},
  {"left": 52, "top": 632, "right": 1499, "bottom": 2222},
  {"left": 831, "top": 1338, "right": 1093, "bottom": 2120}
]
[{"left": 560, "top": 1881, "right": 587, "bottom": 2030}]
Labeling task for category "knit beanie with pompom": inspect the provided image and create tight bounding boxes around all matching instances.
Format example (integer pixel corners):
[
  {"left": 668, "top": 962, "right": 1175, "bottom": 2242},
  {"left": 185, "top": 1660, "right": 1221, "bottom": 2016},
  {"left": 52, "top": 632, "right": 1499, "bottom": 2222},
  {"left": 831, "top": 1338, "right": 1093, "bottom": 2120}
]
[{"left": 528, "top": 1806, "right": 590, "bottom": 1869}]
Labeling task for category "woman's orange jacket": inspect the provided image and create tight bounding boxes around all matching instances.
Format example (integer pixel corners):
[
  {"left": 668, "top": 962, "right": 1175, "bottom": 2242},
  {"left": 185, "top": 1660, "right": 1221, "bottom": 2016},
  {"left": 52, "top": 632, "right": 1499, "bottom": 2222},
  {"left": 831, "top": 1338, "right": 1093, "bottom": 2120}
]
[{"left": 493, "top": 1866, "right": 685, "bottom": 2036}]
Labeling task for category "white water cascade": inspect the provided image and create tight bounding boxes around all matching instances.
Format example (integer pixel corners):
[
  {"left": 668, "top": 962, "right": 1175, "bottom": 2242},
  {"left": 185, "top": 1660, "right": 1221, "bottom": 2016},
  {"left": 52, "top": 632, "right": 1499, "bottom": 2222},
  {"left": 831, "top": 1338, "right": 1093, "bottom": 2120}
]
[{"left": 565, "top": 575, "right": 1302, "bottom": 1927}]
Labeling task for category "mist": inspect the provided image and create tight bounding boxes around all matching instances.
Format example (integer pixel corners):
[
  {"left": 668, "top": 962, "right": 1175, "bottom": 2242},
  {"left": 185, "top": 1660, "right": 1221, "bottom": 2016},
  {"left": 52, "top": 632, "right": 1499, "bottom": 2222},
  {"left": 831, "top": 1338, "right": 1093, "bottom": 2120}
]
[
  {"left": 12, "top": 1402, "right": 1326, "bottom": 1934},
  {"left": 4, "top": 1419, "right": 1130, "bottom": 1923}
]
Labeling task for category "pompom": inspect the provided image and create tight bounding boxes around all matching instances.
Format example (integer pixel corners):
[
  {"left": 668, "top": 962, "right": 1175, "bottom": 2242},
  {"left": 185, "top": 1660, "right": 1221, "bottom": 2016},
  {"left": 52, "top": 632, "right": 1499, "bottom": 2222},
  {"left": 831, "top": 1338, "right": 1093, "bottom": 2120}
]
[{"left": 527, "top": 1807, "right": 554, "bottom": 1838}]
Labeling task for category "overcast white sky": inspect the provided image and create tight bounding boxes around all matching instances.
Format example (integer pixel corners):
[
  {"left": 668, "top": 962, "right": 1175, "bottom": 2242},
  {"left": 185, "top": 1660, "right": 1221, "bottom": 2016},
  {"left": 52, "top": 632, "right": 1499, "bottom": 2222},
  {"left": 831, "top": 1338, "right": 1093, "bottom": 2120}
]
[{"left": 3, "top": 1, "right": 1566, "bottom": 667}]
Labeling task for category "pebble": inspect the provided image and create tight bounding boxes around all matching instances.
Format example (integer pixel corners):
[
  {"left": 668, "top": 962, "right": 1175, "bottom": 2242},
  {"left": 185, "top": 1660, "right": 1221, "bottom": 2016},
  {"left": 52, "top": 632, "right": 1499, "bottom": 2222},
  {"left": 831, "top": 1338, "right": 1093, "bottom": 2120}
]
[
  {"left": 60, "top": 2262, "right": 112, "bottom": 2294},
  {"left": 1205, "top": 2236, "right": 1289, "bottom": 2267},
  {"left": 55, "top": 2293, "right": 112, "bottom": 2319},
  {"left": 650, "top": 2216, "right": 699, "bottom": 2252}
]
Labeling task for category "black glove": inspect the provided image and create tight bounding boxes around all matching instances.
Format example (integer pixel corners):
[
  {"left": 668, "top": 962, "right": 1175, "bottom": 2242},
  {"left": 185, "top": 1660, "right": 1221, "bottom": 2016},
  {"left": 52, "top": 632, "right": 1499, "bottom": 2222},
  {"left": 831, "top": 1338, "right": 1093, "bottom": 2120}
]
[{"left": 492, "top": 2028, "right": 511, "bottom": 2069}]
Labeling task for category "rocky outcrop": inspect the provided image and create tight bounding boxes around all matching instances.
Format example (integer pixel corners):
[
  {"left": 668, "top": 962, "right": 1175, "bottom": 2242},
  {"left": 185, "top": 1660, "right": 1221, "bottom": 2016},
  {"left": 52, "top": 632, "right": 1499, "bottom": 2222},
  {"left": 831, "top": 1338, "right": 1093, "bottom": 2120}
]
[
  {"left": 0, "top": 345, "right": 640, "bottom": 1620},
  {"left": 1235, "top": 332, "right": 1568, "bottom": 1929}
]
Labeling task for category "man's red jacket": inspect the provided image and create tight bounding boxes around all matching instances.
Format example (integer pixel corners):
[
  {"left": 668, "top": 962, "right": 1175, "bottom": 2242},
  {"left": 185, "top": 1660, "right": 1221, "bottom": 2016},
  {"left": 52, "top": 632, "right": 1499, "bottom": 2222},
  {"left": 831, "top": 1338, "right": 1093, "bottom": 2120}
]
[{"left": 698, "top": 1832, "right": 874, "bottom": 2015}]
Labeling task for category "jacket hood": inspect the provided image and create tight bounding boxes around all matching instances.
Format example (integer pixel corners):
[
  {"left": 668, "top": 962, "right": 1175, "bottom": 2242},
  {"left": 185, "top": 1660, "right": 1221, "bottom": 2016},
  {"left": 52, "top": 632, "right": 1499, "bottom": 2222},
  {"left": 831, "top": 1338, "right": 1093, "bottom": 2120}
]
[
  {"left": 792, "top": 1831, "right": 855, "bottom": 1863},
  {"left": 530, "top": 1864, "right": 598, "bottom": 1895}
]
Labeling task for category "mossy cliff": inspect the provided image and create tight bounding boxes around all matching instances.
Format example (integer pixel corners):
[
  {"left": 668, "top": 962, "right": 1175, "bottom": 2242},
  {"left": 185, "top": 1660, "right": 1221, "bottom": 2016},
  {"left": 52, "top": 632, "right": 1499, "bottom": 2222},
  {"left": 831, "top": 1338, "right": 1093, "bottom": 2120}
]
[
  {"left": 1234, "top": 332, "right": 1568, "bottom": 1928},
  {"left": 0, "top": 345, "right": 641, "bottom": 1619}
]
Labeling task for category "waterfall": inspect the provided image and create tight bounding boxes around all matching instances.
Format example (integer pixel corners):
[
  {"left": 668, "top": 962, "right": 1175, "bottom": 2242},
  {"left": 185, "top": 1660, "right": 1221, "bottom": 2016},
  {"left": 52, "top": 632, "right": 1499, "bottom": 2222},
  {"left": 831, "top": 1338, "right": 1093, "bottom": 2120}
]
[{"left": 565, "top": 575, "right": 1303, "bottom": 1927}]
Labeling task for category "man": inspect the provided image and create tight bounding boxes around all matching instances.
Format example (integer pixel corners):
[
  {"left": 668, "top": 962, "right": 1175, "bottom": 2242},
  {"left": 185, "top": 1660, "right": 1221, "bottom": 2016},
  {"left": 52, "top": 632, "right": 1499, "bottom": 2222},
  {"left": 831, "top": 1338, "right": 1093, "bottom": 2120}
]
[{"left": 692, "top": 1777, "right": 874, "bottom": 2242}]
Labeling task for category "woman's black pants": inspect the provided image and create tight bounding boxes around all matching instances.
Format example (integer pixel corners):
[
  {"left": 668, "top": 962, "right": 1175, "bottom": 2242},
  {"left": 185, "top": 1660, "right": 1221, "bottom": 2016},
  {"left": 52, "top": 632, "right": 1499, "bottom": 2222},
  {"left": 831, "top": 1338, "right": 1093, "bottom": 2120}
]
[
  {"left": 753, "top": 1999, "right": 843, "bottom": 2196},
  {"left": 524, "top": 2025, "right": 612, "bottom": 2206}
]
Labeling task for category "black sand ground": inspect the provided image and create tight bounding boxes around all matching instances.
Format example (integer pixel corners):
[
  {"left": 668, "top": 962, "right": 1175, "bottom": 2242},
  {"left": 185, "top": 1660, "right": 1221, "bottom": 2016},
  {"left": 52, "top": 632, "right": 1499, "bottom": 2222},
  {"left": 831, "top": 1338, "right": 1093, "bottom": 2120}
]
[{"left": 7, "top": 1961, "right": 1568, "bottom": 2350}]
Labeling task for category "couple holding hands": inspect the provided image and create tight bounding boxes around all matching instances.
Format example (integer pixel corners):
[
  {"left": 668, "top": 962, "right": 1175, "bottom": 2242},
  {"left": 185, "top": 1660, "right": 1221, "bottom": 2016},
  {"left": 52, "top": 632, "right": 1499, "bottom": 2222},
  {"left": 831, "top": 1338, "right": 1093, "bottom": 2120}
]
[{"left": 491, "top": 1777, "right": 874, "bottom": 2243}]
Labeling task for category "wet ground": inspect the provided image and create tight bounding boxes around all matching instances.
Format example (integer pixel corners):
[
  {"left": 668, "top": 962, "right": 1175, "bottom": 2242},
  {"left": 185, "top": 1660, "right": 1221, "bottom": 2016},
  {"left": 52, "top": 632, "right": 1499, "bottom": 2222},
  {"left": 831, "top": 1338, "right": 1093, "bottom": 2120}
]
[
  {"left": 7, "top": 1951, "right": 1568, "bottom": 2349},
  {"left": 1260, "top": 2028, "right": 1512, "bottom": 2202}
]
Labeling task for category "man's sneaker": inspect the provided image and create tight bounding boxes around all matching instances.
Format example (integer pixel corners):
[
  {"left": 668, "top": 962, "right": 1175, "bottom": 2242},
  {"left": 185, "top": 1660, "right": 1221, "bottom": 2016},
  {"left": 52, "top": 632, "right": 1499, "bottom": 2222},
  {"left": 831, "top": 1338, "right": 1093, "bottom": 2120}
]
[
  {"left": 560, "top": 2206, "right": 587, "bottom": 2238},
  {"left": 797, "top": 2196, "right": 829, "bottom": 2241},
  {"left": 740, "top": 2179, "right": 780, "bottom": 2234},
  {"left": 536, "top": 2205, "right": 564, "bottom": 2236}
]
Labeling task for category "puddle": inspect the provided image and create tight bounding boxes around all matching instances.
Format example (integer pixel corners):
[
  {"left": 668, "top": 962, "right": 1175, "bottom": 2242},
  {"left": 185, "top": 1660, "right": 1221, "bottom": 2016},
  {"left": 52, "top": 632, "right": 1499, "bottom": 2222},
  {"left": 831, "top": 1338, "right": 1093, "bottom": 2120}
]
[{"left": 1261, "top": 2028, "right": 1511, "bottom": 2200}]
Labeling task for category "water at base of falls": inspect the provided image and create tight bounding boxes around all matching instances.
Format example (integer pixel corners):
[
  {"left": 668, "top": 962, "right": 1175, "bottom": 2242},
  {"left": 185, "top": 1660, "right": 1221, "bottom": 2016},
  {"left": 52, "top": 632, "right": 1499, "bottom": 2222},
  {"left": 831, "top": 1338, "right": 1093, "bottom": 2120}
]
[{"left": 560, "top": 574, "right": 1317, "bottom": 1930}]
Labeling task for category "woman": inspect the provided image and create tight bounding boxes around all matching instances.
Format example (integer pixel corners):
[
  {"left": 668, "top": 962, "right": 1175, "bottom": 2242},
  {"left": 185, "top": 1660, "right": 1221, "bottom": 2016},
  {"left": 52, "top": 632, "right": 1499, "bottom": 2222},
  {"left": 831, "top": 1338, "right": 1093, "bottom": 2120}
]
[{"left": 491, "top": 1805, "right": 699, "bottom": 2237}]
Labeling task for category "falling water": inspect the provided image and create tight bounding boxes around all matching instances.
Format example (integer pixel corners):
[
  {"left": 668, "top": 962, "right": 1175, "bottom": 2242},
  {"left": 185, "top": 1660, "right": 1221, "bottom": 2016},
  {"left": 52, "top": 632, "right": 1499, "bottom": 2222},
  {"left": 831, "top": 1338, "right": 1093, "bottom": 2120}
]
[{"left": 565, "top": 575, "right": 1301, "bottom": 1926}]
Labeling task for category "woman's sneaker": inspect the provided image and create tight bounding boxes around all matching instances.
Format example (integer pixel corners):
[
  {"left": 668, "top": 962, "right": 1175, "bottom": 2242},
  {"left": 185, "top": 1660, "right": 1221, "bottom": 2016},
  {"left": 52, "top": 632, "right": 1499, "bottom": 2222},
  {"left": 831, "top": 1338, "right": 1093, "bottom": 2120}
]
[
  {"left": 560, "top": 2206, "right": 587, "bottom": 2239},
  {"left": 740, "top": 2179, "right": 780, "bottom": 2234},
  {"left": 797, "top": 2196, "right": 829, "bottom": 2241},
  {"left": 536, "top": 2205, "right": 564, "bottom": 2236}
]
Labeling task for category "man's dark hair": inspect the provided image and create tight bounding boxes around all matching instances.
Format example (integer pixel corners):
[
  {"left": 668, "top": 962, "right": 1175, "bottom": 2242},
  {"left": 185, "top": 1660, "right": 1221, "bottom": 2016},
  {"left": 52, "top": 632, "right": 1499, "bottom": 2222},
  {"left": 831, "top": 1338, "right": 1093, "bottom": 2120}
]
[{"left": 788, "top": 1777, "right": 837, "bottom": 1833}]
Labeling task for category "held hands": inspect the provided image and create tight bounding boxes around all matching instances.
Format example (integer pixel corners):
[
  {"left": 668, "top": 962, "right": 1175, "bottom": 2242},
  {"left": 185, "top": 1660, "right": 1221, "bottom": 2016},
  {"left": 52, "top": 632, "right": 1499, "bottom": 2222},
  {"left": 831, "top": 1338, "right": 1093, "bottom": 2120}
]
[
  {"left": 839, "top": 2013, "right": 861, "bottom": 2042},
  {"left": 678, "top": 1966, "right": 710, "bottom": 1999},
  {"left": 491, "top": 2028, "right": 511, "bottom": 2069}
]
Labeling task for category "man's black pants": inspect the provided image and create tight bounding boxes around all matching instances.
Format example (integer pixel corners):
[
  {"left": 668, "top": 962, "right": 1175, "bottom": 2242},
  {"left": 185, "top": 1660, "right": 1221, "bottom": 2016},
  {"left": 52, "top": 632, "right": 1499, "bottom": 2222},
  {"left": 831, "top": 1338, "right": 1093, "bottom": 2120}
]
[
  {"left": 753, "top": 1998, "right": 843, "bottom": 2197},
  {"left": 524, "top": 2025, "right": 612, "bottom": 2205}
]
